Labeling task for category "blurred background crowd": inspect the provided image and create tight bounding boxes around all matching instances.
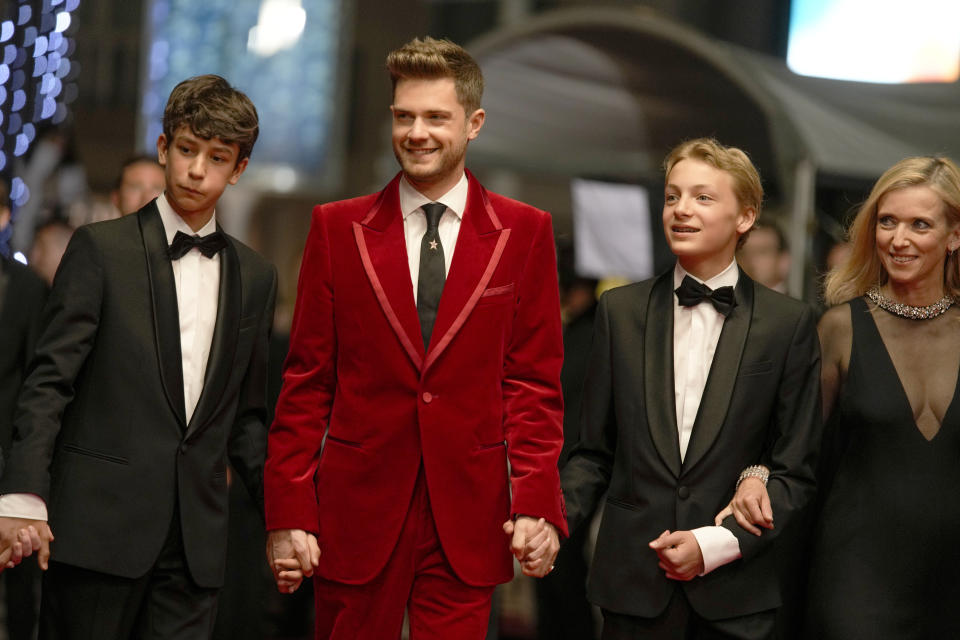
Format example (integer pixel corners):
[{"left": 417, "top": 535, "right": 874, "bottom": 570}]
[{"left": 1, "top": 0, "right": 958, "bottom": 638}]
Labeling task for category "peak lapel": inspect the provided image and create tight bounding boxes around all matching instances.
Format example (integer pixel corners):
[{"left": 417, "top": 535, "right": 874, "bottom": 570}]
[
  {"left": 681, "top": 275, "right": 754, "bottom": 473},
  {"left": 423, "top": 173, "right": 508, "bottom": 372},
  {"left": 354, "top": 175, "right": 425, "bottom": 371},
  {"left": 186, "top": 237, "right": 240, "bottom": 437},
  {"left": 645, "top": 272, "right": 682, "bottom": 477},
  {"left": 139, "top": 204, "right": 187, "bottom": 430}
]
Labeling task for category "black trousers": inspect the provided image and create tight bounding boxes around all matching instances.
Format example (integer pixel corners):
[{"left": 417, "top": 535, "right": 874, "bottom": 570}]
[
  {"left": 39, "top": 511, "right": 219, "bottom": 640},
  {"left": 601, "top": 588, "right": 776, "bottom": 640}
]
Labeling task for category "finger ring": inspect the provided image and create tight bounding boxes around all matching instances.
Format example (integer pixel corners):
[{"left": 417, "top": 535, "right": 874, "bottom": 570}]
[{"left": 549, "top": 564, "right": 555, "bottom": 572}]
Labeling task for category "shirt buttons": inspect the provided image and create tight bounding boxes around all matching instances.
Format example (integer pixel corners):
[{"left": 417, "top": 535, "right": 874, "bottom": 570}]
[{"left": 422, "top": 392, "right": 433, "bottom": 403}]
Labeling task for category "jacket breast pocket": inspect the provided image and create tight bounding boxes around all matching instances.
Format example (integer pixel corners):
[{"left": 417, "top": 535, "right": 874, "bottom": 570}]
[
  {"left": 738, "top": 360, "right": 774, "bottom": 378},
  {"left": 476, "top": 283, "right": 515, "bottom": 306}
]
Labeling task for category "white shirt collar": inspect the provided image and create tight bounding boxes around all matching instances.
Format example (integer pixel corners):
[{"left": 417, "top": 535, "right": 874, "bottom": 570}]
[
  {"left": 155, "top": 192, "right": 218, "bottom": 245},
  {"left": 399, "top": 173, "right": 468, "bottom": 221},
  {"left": 673, "top": 259, "right": 739, "bottom": 291}
]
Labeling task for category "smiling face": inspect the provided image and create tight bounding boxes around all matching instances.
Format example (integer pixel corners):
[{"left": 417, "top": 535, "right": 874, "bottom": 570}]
[
  {"left": 157, "top": 126, "right": 248, "bottom": 229},
  {"left": 663, "top": 158, "right": 756, "bottom": 280},
  {"left": 875, "top": 185, "right": 960, "bottom": 298},
  {"left": 391, "top": 77, "right": 484, "bottom": 200}
]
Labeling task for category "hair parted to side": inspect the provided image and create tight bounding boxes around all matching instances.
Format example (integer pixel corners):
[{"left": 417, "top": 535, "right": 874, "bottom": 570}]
[
  {"left": 386, "top": 37, "right": 484, "bottom": 114},
  {"left": 664, "top": 138, "right": 763, "bottom": 248},
  {"left": 824, "top": 156, "right": 960, "bottom": 305},
  {"left": 163, "top": 74, "right": 259, "bottom": 163}
]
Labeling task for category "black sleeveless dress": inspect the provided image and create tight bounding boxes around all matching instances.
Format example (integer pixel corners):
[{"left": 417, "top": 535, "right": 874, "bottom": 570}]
[{"left": 805, "top": 298, "right": 960, "bottom": 639}]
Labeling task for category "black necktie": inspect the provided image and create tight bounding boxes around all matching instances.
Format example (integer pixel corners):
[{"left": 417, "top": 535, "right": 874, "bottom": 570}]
[
  {"left": 167, "top": 230, "right": 227, "bottom": 260},
  {"left": 675, "top": 275, "right": 736, "bottom": 317},
  {"left": 417, "top": 203, "right": 446, "bottom": 349}
]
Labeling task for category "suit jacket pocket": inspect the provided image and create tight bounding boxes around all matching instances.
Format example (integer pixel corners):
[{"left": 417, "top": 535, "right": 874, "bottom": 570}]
[
  {"left": 61, "top": 443, "right": 130, "bottom": 465},
  {"left": 476, "top": 283, "right": 515, "bottom": 306},
  {"left": 737, "top": 360, "right": 774, "bottom": 378}
]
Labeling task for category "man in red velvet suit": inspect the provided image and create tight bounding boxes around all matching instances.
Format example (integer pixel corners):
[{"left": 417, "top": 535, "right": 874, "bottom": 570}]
[{"left": 264, "top": 37, "right": 567, "bottom": 639}]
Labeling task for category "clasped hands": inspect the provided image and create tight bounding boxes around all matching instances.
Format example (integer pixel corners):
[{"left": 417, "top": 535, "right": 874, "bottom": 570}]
[
  {"left": 502, "top": 515, "right": 560, "bottom": 578},
  {"left": 265, "top": 516, "right": 561, "bottom": 594},
  {"left": 0, "top": 517, "right": 54, "bottom": 573}
]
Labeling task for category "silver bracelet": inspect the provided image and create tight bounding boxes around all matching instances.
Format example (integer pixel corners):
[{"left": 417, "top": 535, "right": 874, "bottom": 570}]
[{"left": 736, "top": 464, "right": 769, "bottom": 490}]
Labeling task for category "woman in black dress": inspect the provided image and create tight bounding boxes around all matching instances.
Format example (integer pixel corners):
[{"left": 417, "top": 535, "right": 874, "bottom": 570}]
[{"left": 723, "top": 156, "right": 960, "bottom": 639}]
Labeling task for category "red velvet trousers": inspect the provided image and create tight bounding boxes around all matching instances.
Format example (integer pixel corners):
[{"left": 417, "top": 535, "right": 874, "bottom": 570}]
[{"left": 313, "top": 468, "right": 496, "bottom": 639}]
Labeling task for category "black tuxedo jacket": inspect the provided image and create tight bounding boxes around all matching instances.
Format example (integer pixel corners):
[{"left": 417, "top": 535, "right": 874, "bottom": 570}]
[
  {"left": 0, "top": 256, "right": 47, "bottom": 467},
  {"left": 561, "top": 269, "right": 822, "bottom": 620},
  {"left": 0, "top": 202, "right": 276, "bottom": 588}
]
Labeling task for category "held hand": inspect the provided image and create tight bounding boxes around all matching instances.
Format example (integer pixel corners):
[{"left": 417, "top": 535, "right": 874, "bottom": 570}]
[
  {"left": 0, "top": 518, "right": 54, "bottom": 571},
  {"left": 502, "top": 516, "right": 560, "bottom": 578},
  {"left": 648, "top": 530, "right": 703, "bottom": 581},
  {"left": 266, "top": 529, "right": 320, "bottom": 593},
  {"left": 714, "top": 478, "right": 774, "bottom": 536}
]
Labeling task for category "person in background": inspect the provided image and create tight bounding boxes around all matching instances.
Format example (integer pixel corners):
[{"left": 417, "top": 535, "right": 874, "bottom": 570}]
[
  {"left": 112, "top": 155, "right": 166, "bottom": 216},
  {"left": 27, "top": 219, "right": 74, "bottom": 287},
  {"left": 0, "top": 178, "right": 48, "bottom": 640},
  {"left": 536, "top": 258, "right": 600, "bottom": 640},
  {"left": 724, "top": 156, "right": 960, "bottom": 639},
  {"left": 737, "top": 220, "right": 790, "bottom": 294}
]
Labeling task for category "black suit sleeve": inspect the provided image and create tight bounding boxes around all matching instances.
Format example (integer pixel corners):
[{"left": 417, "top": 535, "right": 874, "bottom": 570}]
[
  {"left": 0, "top": 227, "right": 104, "bottom": 498},
  {"left": 727, "top": 303, "right": 823, "bottom": 560},
  {"left": 228, "top": 265, "right": 277, "bottom": 519},
  {"left": 561, "top": 293, "right": 617, "bottom": 535}
]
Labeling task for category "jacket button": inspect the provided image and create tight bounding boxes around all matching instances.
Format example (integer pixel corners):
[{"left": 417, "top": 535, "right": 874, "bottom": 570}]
[
  {"left": 677, "top": 486, "right": 690, "bottom": 499},
  {"left": 422, "top": 392, "right": 433, "bottom": 403},
  {"left": 179, "top": 444, "right": 187, "bottom": 454}
]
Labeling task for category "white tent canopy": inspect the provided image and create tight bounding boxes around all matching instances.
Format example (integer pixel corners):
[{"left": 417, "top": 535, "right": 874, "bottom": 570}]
[{"left": 468, "top": 6, "right": 960, "bottom": 295}]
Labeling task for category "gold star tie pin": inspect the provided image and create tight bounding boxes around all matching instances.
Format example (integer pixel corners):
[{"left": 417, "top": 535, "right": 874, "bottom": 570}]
[{"left": 429, "top": 239, "right": 439, "bottom": 251}]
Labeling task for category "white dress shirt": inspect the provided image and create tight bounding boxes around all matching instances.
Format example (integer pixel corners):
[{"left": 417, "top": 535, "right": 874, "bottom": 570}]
[
  {"left": 399, "top": 173, "right": 468, "bottom": 303},
  {"left": 0, "top": 193, "right": 221, "bottom": 520},
  {"left": 156, "top": 192, "right": 221, "bottom": 424},
  {"left": 672, "top": 260, "right": 743, "bottom": 575}
]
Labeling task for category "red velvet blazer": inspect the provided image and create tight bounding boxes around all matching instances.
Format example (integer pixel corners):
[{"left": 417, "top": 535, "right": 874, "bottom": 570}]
[{"left": 265, "top": 171, "right": 567, "bottom": 586}]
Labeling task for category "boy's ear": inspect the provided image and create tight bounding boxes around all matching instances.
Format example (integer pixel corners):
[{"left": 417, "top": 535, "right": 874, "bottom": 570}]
[
  {"left": 228, "top": 157, "right": 249, "bottom": 185},
  {"left": 156, "top": 134, "right": 169, "bottom": 166},
  {"left": 737, "top": 206, "right": 757, "bottom": 236}
]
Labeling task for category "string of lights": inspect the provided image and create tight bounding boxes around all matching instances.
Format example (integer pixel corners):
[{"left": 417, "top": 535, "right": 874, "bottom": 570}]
[{"left": 0, "top": 0, "right": 81, "bottom": 219}]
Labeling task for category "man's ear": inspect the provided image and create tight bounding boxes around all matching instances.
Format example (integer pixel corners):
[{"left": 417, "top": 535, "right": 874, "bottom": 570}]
[{"left": 466, "top": 108, "right": 485, "bottom": 141}]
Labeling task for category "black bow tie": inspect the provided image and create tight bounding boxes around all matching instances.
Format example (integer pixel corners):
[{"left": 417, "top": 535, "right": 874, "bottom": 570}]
[
  {"left": 675, "top": 275, "right": 736, "bottom": 317},
  {"left": 167, "top": 231, "right": 227, "bottom": 260}
]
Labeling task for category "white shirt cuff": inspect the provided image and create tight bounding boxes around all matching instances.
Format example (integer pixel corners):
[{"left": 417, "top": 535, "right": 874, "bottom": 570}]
[
  {"left": 0, "top": 493, "right": 48, "bottom": 520},
  {"left": 692, "top": 525, "right": 741, "bottom": 575}
]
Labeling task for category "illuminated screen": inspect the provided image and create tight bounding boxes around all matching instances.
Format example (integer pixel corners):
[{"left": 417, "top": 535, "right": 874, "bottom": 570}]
[
  {"left": 787, "top": 0, "right": 960, "bottom": 83},
  {"left": 140, "top": 0, "right": 344, "bottom": 184}
]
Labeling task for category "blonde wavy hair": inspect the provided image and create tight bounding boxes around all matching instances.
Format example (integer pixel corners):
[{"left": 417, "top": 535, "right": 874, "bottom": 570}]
[
  {"left": 824, "top": 156, "right": 960, "bottom": 306},
  {"left": 663, "top": 138, "right": 763, "bottom": 248}
]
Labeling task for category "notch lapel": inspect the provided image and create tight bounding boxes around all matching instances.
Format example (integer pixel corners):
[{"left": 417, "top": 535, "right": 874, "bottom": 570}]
[
  {"left": 186, "top": 236, "right": 241, "bottom": 437},
  {"left": 645, "top": 272, "right": 682, "bottom": 477},
  {"left": 423, "top": 172, "right": 507, "bottom": 372},
  {"left": 140, "top": 204, "right": 186, "bottom": 430},
  {"left": 681, "top": 274, "right": 754, "bottom": 473},
  {"left": 354, "top": 175, "right": 425, "bottom": 371}
]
